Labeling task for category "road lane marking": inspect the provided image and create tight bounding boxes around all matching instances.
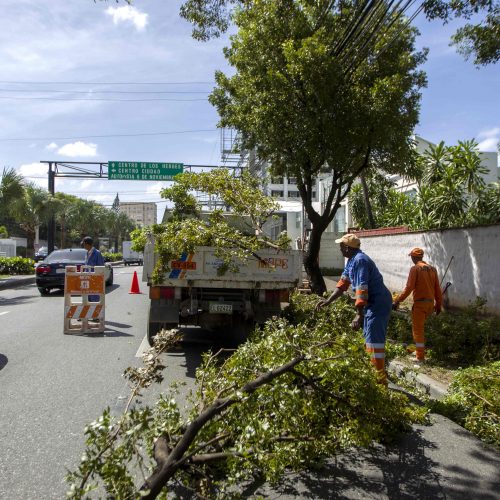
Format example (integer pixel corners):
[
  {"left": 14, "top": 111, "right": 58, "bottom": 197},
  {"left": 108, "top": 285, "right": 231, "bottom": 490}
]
[
  {"left": 0, "top": 311, "right": 10, "bottom": 316},
  {"left": 135, "top": 335, "right": 150, "bottom": 357}
]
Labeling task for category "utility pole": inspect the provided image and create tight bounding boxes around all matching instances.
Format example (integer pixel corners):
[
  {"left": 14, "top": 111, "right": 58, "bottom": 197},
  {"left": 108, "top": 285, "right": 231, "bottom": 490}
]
[{"left": 47, "top": 162, "right": 55, "bottom": 253}]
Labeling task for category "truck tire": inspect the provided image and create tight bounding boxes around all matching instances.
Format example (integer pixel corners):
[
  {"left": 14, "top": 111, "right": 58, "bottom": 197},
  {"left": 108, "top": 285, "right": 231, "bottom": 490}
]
[{"left": 147, "top": 321, "right": 178, "bottom": 346}]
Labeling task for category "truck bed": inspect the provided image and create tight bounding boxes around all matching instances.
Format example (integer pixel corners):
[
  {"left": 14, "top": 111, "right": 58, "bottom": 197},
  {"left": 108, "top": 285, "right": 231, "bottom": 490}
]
[{"left": 143, "top": 246, "right": 302, "bottom": 289}]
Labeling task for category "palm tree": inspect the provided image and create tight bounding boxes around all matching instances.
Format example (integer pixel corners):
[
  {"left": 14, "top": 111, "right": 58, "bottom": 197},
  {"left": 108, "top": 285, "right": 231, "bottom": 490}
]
[
  {"left": 18, "top": 184, "right": 55, "bottom": 250},
  {"left": 0, "top": 167, "right": 25, "bottom": 221}
]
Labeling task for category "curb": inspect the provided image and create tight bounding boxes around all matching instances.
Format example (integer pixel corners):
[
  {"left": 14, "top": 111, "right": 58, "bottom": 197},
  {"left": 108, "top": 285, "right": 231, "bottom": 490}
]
[
  {"left": 387, "top": 360, "right": 449, "bottom": 400},
  {"left": 0, "top": 262, "right": 126, "bottom": 291},
  {"left": 0, "top": 276, "right": 36, "bottom": 291}
]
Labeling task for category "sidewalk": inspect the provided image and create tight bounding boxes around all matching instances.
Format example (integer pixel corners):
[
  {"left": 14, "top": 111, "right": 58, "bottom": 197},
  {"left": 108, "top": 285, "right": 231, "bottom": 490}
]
[
  {"left": 0, "top": 274, "right": 35, "bottom": 291},
  {"left": 0, "top": 262, "right": 124, "bottom": 291}
]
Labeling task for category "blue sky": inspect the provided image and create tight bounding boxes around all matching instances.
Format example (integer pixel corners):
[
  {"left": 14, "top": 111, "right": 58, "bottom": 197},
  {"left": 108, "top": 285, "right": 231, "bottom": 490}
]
[{"left": 0, "top": 1, "right": 498, "bottom": 222}]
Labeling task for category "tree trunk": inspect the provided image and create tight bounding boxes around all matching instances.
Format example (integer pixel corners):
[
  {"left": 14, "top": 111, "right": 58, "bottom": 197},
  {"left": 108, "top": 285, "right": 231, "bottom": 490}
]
[
  {"left": 359, "top": 171, "right": 376, "bottom": 229},
  {"left": 303, "top": 225, "right": 326, "bottom": 295}
]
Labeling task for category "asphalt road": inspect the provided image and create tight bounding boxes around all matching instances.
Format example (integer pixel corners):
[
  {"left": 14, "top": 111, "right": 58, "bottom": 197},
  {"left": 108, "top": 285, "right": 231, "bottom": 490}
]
[{"left": 1, "top": 267, "right": 499, "bottom": 499}]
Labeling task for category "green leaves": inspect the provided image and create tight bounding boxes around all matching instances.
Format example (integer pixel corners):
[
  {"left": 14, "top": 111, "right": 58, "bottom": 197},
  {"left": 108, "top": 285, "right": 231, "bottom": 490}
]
[
  {"left": 137, "top": 169, "right": 290, "bottom": 284},
  {"left": 0, "top": 256, "right": 35, "bottom": 275},
  {"left": 432, "top": 361, "right": 500, "bottom": 446},
  {"left": 350, "top": 139, "right": 500, "bottom": 230},
  {"left": 67, "top": 295, "right": 426, "bottom": 497}
]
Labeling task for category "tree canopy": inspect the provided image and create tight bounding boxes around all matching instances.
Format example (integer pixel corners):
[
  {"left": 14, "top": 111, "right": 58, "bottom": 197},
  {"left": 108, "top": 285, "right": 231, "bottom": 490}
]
[
  {"left": 180, "top": 0, "right": 499, "bottom": 65},
  {"left": 133, "top": 168, "right": 291, "bottom": 284},
  {"left": 349, "top": 140, "right": 500, "bottom": 229},
  {"left": 205, "top": 0, "right": 426, "bottom": 293}
]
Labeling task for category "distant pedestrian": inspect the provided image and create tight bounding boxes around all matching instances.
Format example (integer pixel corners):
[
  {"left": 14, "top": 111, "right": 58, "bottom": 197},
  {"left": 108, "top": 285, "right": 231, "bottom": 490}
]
[
  {"left": 82, "top": 236, "right": 105, "bottom": 267},
  {"left": 392, "top": 248, "right": 442, "bottom": 366},
  {"left": 81, "top": 236, "right": 105, "bottom": 303},
  {"left": 315, "top": 234, "right": 392, "bottom": 385}
]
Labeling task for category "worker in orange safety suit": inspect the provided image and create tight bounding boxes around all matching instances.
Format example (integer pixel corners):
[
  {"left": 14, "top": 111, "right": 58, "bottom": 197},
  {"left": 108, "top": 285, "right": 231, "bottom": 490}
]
[{"left": 392, "top": 248, "right": 442, "bottom": 365}]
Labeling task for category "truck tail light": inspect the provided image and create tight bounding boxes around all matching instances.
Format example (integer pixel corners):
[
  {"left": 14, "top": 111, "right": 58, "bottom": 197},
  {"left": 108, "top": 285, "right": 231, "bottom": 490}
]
[
  {"left": 161, "top": 287, "right": 175, "bottom": 299},
  {"left": 150, "top": 287, "right": 180, "bottom": 300}
]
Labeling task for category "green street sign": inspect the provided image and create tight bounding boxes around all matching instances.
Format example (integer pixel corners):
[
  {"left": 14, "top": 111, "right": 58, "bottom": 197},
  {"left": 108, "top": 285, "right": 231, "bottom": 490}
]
[{"left": 108, "top": 161, "right": 184, "bottom": 181}]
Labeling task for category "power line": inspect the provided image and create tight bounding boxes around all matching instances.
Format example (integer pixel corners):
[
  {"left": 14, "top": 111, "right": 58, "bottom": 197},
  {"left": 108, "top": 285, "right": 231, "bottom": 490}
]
[
  {"left": 0, "top": 129, "right": 216, "bottom": 142},
  {"left": 0, "top": 88, "right": 211, "bottom": 94},
  {"left": 0, "top": 80, "right": 215, "bottom": 85},
  {"left": 0, "top": 95, "right": 207, "bottom": 102}
]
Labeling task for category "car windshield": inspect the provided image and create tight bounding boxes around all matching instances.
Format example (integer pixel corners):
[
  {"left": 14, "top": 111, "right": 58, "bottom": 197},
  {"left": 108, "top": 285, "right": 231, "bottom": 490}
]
[
  {"left": 45, "top": 249, "right": 87, "bottom": 263},
  {"left": 37, "top": 247, "right": 48, "bottom": 253}
]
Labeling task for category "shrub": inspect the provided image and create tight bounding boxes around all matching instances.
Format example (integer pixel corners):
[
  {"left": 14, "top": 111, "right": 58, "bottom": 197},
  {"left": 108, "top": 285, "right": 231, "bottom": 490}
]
[
  {"left": 425, "top": 298, "right": 500, "bottom": 367},
  {"left": 387, "top": 311, "right": 413, "bottom": 344},
  {"left": 102, "top": 252, "right": 122, "bottom": 262},
  {"left": 432, "top": 361, "right": 500, "bottom": 447},
  {"left": 386, "top": 298, "right": 500, "bottom": 368},
  {"left": 0, "top": 256, "right": 35, "bottom": 275}
]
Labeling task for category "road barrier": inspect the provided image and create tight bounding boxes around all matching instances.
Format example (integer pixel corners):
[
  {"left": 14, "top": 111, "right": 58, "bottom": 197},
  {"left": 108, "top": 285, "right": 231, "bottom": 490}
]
[{"left": 63, "top": 265, "right": 105, "bottom": 335}]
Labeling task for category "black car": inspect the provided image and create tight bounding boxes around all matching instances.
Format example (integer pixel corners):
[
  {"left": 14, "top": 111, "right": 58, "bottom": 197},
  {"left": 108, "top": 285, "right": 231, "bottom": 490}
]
[
  {"left": 34, "top": 246, "right": 58, "bottom": 262},
  {"left": 35, "top": 248, "right": 113, "bottom": 296}
]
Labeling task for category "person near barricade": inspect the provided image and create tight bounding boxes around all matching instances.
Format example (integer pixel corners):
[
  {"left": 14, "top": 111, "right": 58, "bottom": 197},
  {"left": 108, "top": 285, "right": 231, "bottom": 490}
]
[
  {"left": 81, "top": 236, "right": 105, "bottom": 303},
  {"left": 315, "top": 234, "right": 393, "bottom": 385},
  {"left": 82, "top": 236, "right": 105, "bottom": 267},
  {"left": 392, "top": 248, "right": 442, "bottom": 366}
]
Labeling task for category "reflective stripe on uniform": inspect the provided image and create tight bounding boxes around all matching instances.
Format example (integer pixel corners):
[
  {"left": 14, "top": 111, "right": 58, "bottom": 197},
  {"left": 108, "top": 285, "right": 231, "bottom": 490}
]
[{"left": 366, "top": 342, "right": 385, "bottom": 349}]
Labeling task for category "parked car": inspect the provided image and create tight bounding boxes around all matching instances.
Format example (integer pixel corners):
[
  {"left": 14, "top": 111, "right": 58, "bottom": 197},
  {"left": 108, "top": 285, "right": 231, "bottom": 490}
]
[
  {"left": 35, "top": 248, "right": 113, "bottom": 296},
  {"left": 34, "top": 246, "right": 58, "bottom": 262}
]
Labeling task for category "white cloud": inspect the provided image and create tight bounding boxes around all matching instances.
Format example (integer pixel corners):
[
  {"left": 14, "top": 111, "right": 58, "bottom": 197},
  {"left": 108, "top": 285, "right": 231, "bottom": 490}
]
[
  {"left": 145, "top": 182, "right": 164, "bottom": 195},
  {"left": 477, "top": 138, "right": 499, "bottom": 152},
  {"left": 80, "top": 179, "right": 97, "bottom": 190},
  {"left": 477, "top": 127, "right": 500, "bottom": 139},
  {"left": 57, "top": 141, "right": 98, "bottom": 158},
  {"left": 46, "top": 142, "right": 58, "bottom": 151},
  {"left": 17, "top": 162, "right": 48, "bottom": 188},
  {"left": 476, "top": 127, "right": 500, "bottom": 151},
  {"left": 105, "top": 6, "right": 148, "bottom": 31}
]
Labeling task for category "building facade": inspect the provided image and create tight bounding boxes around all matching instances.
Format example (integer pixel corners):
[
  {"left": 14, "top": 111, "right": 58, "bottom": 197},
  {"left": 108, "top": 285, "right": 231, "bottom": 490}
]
[{"left": 119, "top": 202, "right": 157, "bottom": 227}]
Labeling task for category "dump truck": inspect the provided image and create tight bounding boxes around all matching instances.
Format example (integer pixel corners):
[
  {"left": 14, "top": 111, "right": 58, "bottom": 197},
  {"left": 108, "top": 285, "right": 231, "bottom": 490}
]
[{"left": 142, "top": 237, "right": 302, "bottom": 345}]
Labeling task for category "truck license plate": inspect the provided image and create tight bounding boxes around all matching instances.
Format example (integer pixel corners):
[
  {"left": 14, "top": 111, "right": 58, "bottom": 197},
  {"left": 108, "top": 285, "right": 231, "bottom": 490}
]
[{"left": 209, "top": 303, "right": 233, "bottom": 314}]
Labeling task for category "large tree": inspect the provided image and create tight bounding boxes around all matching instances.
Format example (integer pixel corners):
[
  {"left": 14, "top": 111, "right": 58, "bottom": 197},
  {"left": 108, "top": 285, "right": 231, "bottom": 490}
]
[
  {"left": 206, "top": 0, "right": 426, "bottom": 293},
  {"left": 180, "top": 0, "right": 499, "bottom": 65}
]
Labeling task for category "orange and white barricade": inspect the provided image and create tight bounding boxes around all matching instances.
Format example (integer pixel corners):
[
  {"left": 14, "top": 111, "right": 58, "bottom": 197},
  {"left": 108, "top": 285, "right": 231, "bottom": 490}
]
[{"left": 63, "top": 265, "right": 105, "bottom": 334}]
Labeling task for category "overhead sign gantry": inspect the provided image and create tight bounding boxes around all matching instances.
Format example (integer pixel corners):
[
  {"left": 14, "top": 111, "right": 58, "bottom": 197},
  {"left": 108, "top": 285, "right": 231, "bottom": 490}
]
[{"left": 40, "top": 160, "right": 240, "bottom": 253}]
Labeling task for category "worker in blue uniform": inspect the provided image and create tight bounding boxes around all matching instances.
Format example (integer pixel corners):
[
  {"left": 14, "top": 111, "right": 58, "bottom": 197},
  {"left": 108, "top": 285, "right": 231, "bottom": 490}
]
[
  {"left": 82, "top": 236, "right": 105, "bottom": 303},
  {"left": 316, "top": 234, "right": 392, "bottom": 384}
]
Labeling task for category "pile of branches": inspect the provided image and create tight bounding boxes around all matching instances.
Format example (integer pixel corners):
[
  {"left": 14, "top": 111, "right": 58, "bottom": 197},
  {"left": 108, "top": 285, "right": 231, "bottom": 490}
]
[{"left": 67, "top": 294, "right": 425, "bottom": 498}]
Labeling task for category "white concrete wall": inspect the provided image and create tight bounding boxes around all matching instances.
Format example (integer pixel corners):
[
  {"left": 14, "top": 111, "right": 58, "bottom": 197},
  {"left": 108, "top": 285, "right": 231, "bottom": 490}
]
[
  {"left": 356, "top": 224, "right": 500, "bottom": 315},
  {"left": 0, "top": 239, "right": 17, "bottom": 257},
  {"left": 318, "top": 232, "right": 345, "bottom": 270}
]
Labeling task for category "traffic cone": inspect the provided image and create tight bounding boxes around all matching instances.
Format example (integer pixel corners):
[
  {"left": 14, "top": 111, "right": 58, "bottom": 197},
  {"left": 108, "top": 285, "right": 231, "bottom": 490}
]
[{"left": 129, "top": 270, "right": 141, "bottom": 294}]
